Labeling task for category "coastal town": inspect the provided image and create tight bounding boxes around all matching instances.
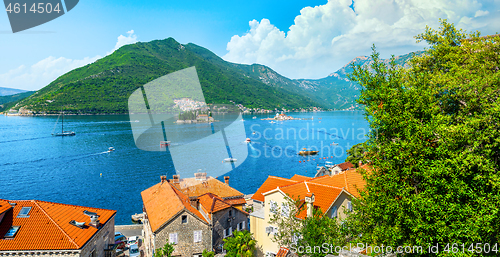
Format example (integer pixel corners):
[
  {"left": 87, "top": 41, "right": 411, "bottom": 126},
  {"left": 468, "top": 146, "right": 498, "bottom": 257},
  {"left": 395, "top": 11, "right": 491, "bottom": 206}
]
[{"left": 0, "top": 161, "right": 366, "bottom": 257}]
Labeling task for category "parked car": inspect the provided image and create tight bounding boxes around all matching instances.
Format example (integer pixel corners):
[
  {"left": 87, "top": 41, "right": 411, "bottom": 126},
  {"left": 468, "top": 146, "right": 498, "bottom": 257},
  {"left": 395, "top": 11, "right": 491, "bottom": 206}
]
[
  {"left": 114, "top": 241, "right": 126, "bottom": 250},
  {"left": 115, "top": 234, "right": 126, "bottom": 242},
  {"left": 115, "top": 232, "right": 123, "bottom": 236},
  {"left": 129, "top": 244, "right": 140, "bottom": 257},
  {"left": 116, "top": 248, "right": 125, "bottom": 257},
  {"left": 127, "top": 236, "right": 138, "bottom": 246}
]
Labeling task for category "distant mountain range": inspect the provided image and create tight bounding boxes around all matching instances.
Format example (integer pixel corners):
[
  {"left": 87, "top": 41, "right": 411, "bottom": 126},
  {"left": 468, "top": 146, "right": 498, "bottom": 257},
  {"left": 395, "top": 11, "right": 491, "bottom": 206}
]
[
  {"left": 4, "top": 38, "right": 423, "bottom": 114},
  {"left": 0, "top": 87, "right": 27, "bottom": 96}
]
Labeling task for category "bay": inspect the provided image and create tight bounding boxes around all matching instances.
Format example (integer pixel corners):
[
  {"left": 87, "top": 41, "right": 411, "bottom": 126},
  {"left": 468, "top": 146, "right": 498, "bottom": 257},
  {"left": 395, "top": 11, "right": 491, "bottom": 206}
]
[{"left": 0, "top": 111, "right": 369, "bottom": 224}]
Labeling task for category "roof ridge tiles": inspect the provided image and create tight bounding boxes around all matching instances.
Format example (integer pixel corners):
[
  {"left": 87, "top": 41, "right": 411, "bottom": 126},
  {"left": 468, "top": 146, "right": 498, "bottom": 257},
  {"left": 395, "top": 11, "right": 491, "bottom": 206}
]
[{"left": 33, "top": 200, "right": 80, "bottom": 249}]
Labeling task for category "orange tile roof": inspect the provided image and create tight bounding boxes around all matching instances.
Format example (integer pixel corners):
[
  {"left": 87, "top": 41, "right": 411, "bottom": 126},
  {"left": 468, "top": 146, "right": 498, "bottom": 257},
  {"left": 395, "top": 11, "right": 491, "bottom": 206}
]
[
  {"left": 278, "top": 182, "right": 343, "bottom": 219},
  {"left": 223, "top": 198, "right": 246, "bottom": 206},
  {"left": 171, "top": 177, "right": 244, "bottom": 199},
  {"left": 0, "top": 199, "right": 11, "bottom": 216},
  {"left": 198, "top": 193, "right": 231, "bottom": 215},
  {"left": 290, "top": 174, "right": 311, "bottom": 182},
  {"left": 141, "top": 181, "right": 209, "bottom": 233},
  {"left": 251, "top": 176, "right": 298, "bottom": 202},
  {"left": 0, "top": 200, "right": 116, "bottom": 251},
  {"left": 310, "top": 166, "right": 367, "bottom": 198}
]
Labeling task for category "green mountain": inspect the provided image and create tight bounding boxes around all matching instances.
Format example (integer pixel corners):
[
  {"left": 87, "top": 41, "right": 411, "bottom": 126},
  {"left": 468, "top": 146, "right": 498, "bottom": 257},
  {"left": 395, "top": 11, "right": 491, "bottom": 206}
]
[
  {"left": 0, "top": 87, "right": 27, "bottom": 96},
  {"left": 0, "top": 91, "right": 35, "bottom": 112},
  {"left": 8, "top": 38, "right": 423, "bottom": 114},
  {"left": 10, "top": 38, "right": 324, "bottom": 114}
]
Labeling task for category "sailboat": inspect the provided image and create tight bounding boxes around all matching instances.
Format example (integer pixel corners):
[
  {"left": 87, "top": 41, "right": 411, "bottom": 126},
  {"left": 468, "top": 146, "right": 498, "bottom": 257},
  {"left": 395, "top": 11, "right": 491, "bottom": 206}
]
[{"left": 52, "top": 111, "right": 75, "bottom": 136}]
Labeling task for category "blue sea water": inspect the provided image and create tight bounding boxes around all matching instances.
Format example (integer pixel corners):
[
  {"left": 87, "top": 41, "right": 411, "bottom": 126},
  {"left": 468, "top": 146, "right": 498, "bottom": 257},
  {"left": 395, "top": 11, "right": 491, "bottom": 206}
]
[{"left": 0, "top": 111, "right": 369, "bottom": 224}]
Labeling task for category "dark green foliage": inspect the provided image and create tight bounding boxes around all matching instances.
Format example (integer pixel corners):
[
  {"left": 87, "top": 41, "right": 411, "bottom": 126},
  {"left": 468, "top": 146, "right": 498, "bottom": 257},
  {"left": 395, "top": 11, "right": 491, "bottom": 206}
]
[
  {"left": 223, "top": 230, "right": 256, "bottom": 257},
  {"left": 154, "top": 241, "right": 175, "bottom": 257},
  {"left": 349, "top": 19, "right": 500, "bottom": 256},
  {"left": 346, "top": 142, "right": 368, "bottom": 168}
]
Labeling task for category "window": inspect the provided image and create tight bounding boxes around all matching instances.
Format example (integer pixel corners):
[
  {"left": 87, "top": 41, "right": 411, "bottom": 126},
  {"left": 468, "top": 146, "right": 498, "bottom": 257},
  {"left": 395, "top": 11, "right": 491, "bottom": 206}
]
[
  {"left": 237, "top": 221, "right": 246, "bottom": 231},
  {"left": 330, "top": 206, "right": 337, "bottom": 218},
  {"left": 169, "top": 233, "right": 178, "bottom": 244},
  {"left": 281, "top": 203, "right": 289, "bottom": 217},
  {"left": 223, "top": 227, "right": 232, "bottom": 238},
  {"left": 4, "top": 226, "right": 20, "bottom": 237},
  {"left": 193, "top": 230, "right": 202, "bottom": 243},
  {"left": 228, "top": 210, "right": 232, "bottom": 217},
  {"left": 292, "top": 233, "right": 301, "bottom": 244},
  {"left": 347, "top": 200, "right": 353, "bottom": 212},
  {"left": 181, "top": 215, "right": 188, "bottom": 224},
  {"left": 269, "top": 200, "right": 278, "bottom": 214},
  {"left": 17, "top": 207, "right": 31, "bottom": 218}
]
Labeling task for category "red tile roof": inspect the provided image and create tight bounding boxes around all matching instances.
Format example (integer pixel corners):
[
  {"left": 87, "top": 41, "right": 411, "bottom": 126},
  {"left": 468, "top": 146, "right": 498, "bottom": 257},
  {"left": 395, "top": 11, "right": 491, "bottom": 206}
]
[
  {"left": 0, "top": 200, "right": 11, "bottom": 216},
  {"left": 337, "top": 162, "right": 354, "bottom": 171},
  {"left": 0, "top": 200, "right": 116, "bottom": 251},
  {"left": 251, "top": 176, "right": 298, "bottom": 202},
  {"left": 141, "top": 181, "right": 209, "bottom": 233}
]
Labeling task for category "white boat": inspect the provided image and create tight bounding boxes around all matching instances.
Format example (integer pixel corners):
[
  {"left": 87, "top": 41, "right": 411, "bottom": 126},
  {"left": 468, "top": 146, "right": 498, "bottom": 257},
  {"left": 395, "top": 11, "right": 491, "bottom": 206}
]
[
  {"left": 252, "top": 116, "right": 257, "bottom": 119},
  {"left": 269, "top": 121, "right": 275, "bottom": 124},
  {"left": 52, "top": 111, "right": 75, "bottom": 136},
  {"left": 245, "top": 138, "right": 251, "bottom": 143},
  {"left": 108, "top": 147, "right": 115, "bottom": 152},
  {"left": 224, "top": 157, "right": 237, "bottom": 162}
]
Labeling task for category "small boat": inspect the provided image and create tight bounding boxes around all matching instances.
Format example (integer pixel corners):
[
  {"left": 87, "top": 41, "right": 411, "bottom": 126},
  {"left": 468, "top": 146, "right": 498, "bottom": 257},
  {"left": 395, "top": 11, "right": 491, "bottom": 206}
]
[
  {"left": 245, "top": 138, "right": 251, "bottom": 143},
  {"left": 160, "top": 141, "right": 171, "bottom": 147},
  {"left": 131, "top": 213, "right": 144, "bottom": 223},
  {"left": 269, "top": 121, "right": 275, "bottom": 124},
  {"left": 52, "top": 111, "right": 75, "bottom": 136},
  {"left": 241, "top": 119, "right": 244, "bottom": 121},
  {"left": 331, "top": 142, "right": 338, "bottom": 145},
  {"left": 252, "top": 131, "right": 256, "bottom": 135},
  {"left": 252, "top": 116, "right": 257, "bottom": 119},
  {"left": 298, "top": 148, "right": 319, "bottom": 156},
  {"left": 224, "top": 157, "right": 237, "bottom": 162},
  {"left": 108, "top": 147, "right": 115, "bottom": 152}
]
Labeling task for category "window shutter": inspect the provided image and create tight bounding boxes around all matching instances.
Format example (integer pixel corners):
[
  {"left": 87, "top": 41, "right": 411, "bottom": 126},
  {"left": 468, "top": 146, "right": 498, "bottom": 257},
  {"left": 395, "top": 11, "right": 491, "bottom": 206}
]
[
  {"left": 229, "top": 227, "right": 233, "bottom": 236},
  {"left": 242, "top": 221, "right": 246, "bottom": 230},
  {"left": 331, "top": 206, "right": 337, "bottom": 218},
  {"left": 223, "top": 229, "right": 227, "bottom": 238},
  {"left": 174, "top": 233, "right": 178, "bottom": 244}
]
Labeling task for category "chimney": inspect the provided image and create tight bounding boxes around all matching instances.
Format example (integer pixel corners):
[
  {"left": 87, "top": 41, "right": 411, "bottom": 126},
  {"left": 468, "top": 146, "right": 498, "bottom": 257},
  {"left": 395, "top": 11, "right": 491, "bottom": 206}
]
[
  {"left": 190, "top": 198, "right": 199, "bottom": 210},
  {"left": 305, "top": 193, "right": 315, "bottom": 218},
  {"left": 173, "top": 175, "right": 180, "bottom": 183},
  {"left": 224, "top": 176, "right": 229, "bottom": 185},
  {"left": 160, "top": 176, "right": 167, "bottom": 183},
  {"left": 84, "top": 210, "right": 101, "bottom": 228}
]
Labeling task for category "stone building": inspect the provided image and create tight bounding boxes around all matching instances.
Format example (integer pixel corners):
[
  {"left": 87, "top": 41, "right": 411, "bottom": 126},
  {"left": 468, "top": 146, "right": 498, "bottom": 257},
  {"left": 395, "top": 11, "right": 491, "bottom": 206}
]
[
  {"left": 141, "top": 174, "right": 248, "bottom": 257},
  {"left": 0, "top": 199, "right": 116, "bottom": 257}
]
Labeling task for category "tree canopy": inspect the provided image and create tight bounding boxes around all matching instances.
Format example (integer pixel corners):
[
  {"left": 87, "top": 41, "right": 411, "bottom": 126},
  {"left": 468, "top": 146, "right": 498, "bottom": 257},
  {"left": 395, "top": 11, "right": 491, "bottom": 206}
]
[{"left": 348, "top": 19, "right": 500, "bottom": 255}]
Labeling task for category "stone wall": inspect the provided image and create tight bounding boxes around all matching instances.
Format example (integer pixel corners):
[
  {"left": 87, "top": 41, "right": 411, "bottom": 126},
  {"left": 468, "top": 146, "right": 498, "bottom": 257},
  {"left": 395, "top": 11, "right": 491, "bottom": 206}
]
[
  {"left": 211, "top": 207, "right": 248, "bottom": 253},
  {"left": 154, "top": 210, "right": 211, "bottom": 257}
]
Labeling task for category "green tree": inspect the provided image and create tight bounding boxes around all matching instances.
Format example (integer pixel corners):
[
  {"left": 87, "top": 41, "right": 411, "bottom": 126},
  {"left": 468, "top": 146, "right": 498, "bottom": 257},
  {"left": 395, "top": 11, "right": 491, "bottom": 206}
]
[
  {"left": 346, "top": 142, "right": 368, "bottom": 167},
  {"left": 348, "top": 19, "right": 500, "bottom": 256},
  {"left": 269, "top": 197, "right": 305, "bottom": 249},
  {"left": 202, "top": 249, "right": 215, "bottom": 257},
  {"left": 154, "top": 241, "right": 175, "bottom": 257},
  {"left": 223, "top": 230, "right": 257, "bottom": 257}
]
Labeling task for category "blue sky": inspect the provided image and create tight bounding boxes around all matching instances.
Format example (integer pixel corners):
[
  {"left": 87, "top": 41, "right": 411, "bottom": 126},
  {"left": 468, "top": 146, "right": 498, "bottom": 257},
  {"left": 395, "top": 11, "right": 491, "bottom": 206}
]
[{"left": 1, "top": 0, "right": 499, "bottom": 91}]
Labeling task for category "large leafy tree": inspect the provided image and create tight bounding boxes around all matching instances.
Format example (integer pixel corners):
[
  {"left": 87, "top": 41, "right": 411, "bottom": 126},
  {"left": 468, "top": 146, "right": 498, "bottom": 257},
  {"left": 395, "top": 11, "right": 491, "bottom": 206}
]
[{"left": 349, "top": 19, "right": 500, "bottom": 255}]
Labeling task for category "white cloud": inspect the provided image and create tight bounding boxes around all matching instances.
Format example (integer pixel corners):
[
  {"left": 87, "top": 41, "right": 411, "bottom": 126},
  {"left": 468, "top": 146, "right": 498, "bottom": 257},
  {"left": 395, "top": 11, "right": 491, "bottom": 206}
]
[
  {"left": 0, "top": 30, "right": 138, "bottom": 91},
  {"left": 107, "top": 30, "right": 138, "bottom": 55},
  {"left": 224, "top": 0, "right": 500, "bottom": 79}
]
